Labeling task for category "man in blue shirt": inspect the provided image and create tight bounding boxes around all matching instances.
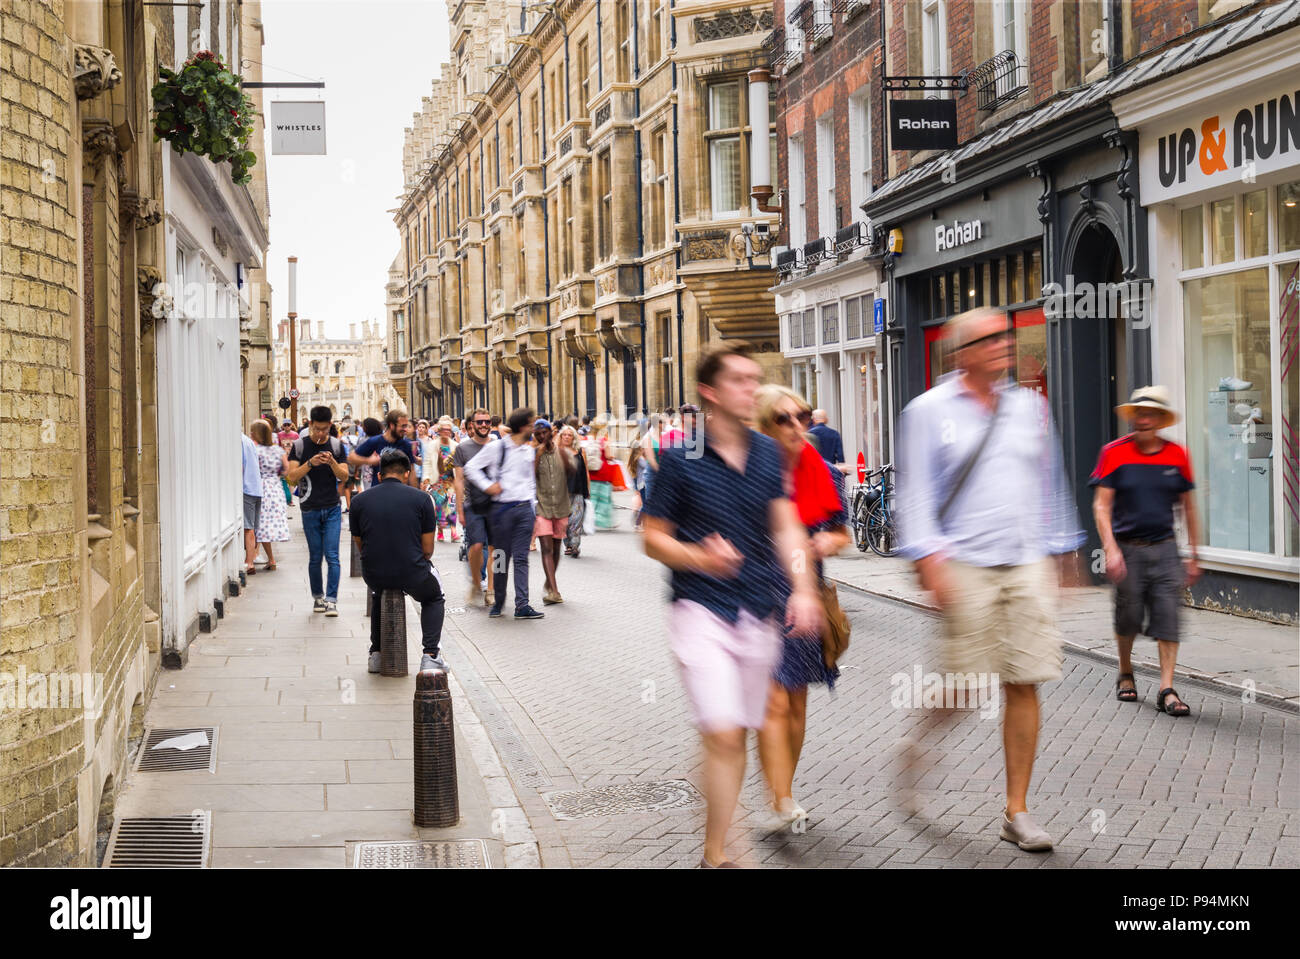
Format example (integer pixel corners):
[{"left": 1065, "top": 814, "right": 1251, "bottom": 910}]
[
  {"left": 896, "top": 307, "right": 1084, "bottom": 853},
  {"left": 241, "top": 427, "right": 263, "bottom": 576},
  {"left": 807, "top": 409, "right": 849, "bottom": 496},
  {"left": 349, "top": 409, "right": 419, "bottom": 489},
  {"left": 642, "top": 346, "right": 823, "bottom": 869}
]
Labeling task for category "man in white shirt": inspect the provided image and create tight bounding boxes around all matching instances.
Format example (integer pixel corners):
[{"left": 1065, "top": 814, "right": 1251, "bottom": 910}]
[{"left": 464, "top": 407, "right": 544, "bottom": 620}]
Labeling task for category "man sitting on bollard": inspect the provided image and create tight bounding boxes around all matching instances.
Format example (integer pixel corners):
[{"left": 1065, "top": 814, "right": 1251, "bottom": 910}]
[{"left": 349, "top": 448, "right": 447, "bottom": 674}]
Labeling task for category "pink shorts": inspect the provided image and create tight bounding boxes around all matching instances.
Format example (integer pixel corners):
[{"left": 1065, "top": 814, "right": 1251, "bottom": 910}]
[
  {"left": 667, "top": 600, "right": 782, "bottom": 732},
  {"left": 533, "top": 515, "right": 568, "bottom": 539}
]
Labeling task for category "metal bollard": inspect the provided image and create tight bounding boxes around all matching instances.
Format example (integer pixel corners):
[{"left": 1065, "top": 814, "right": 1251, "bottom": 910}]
[
  {"left": 350, "top": 537, "right": 363, "bottom": 578},
  {"left": 379, "top": 589, "right": 408, "bottom": 677},
  {"left": 413, "top": 668, "right": 458, "bottom": 827}
]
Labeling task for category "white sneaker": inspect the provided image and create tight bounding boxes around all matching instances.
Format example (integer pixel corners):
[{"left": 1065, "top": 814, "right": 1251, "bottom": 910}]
[
  {"left": 1219, "top": 375, "right": 1253, "bottom": 391},
  {"left": 420, "top": 653, "right": 447, "bottom": 671}
]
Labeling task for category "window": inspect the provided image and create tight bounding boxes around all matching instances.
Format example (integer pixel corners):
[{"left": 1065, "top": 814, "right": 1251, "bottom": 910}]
[
  {"left": 486, "top": 140, "right": 497, "bottom": 191},
  {"left": 788, "top": 134, "right": 806, "bottom": 249},
  {"left": 577, "top": 39, "right": 590, "bottom": 119},
  {"left": 1179, "top": 181, "right": 1300, "bottom": 559},
  {"left": 492, "top": 232, "right": 504, "bottom": 308},
  {"left": 788, "top": 313, "right": 802, "bottom": 349},
  {"left": 617, "top": 1, "right": 631, "bottom": 83},
  {"left": 530, "top": 95, "right": 540, "bottom": 162},
  {"left": 802, "top": 308, "right": 816, "bottom": 347},
  {"left": 648, "top": 2, "right": 663, "bottom": 66},
  {"left": 785, "top": 10, "right": 805, "bottom": 68},
  {"left": 812, "top": 0, "right": 833, "bottom": 43},
  {"left": 504, "top": 120, "right": 516, "bottom": 172},
  {"left": 821, "top": 303, "right": 839, "bottom": 344},
  {"left": 562, "top": 178, "right": 574, "bottom": 276},
  {"left": 848, "top": 90, "right": 873, "bottom": 218},
  {"left": 994, "top": 0, "right": 1029, "bottom": 65},
  {"left": 706, "top": 81, "right": 744, "bottom": 217},
  {"left": 649, "top": 129, "right": 669, "bottom": 250},
  {"left": 845, "top": 296, "right": 862, "bottom": 340},
  {"left": 922, "top": 0, "right": 948, "bottom": 88},
  {"left": 816, "top": 111, "right": 836, "bottom": 237},
  {"left": 598, "top": 150, "right": 612, "bottom": 260},
  {"left": 657, "top": 312, "right": 673, "bottom": 407}
]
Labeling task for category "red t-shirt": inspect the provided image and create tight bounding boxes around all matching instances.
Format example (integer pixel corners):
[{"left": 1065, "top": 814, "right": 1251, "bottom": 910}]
[{"left": 1088, "top": 435, "right": 1194, "bottom": 542}]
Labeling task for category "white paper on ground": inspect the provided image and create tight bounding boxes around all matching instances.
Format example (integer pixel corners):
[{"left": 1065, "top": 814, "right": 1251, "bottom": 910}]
[{"left": 152, "top": 731, "right": 209, "bottom": 751}]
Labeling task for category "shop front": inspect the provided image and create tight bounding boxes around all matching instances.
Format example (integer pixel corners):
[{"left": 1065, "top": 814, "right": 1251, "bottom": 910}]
[
  {"left": 871, "top": 104, "right": 1150, "bottom": 558},
  {"left": 1115, "top": 31, "right": 1300, "bottom": 622}
]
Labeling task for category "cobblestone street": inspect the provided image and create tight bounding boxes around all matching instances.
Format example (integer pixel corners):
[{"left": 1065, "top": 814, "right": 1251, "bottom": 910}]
[{"left": 440, "top": 499, "right": 1300, "bottom": 869}]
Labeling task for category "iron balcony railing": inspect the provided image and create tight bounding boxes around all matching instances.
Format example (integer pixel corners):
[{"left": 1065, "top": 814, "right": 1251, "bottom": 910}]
[{"left": 969, "top": 50, "right": 1028, "bottom": 112}]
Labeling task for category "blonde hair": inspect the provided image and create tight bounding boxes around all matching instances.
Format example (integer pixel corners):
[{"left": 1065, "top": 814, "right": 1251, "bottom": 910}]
[
  {"left": 558, "top": 425, "right": 578, "bottom": 445},
  {"left": 590, "top": 417, "right": 609, "bottom": 433},
  {"left": 755, "top": 384, "right": 810, "bottom": 434}
]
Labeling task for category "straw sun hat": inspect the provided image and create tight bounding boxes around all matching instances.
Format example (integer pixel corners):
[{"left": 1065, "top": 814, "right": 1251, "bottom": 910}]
[{"left": 1115, "top": 386, "right": 1178, "bottom": 429}]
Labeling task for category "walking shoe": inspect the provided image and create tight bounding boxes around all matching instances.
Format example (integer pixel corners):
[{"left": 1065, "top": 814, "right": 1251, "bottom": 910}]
[
  {"left": 999, "top": 811, "right": 1053, "bottom": 851},
  {"left": 367, "top": 651, "right": 381, "bottom": 673},
  {"left": 312, "top": 598, "right": 327, "bottom": 613},
  {"left": 698, "top": 856, "right": 740, "bottom": 868},
  {"left": 514, "top": 606, "right": 545, "bottom": 620},
  {"left": 420, "top": 653, "right": 447, "bottom": 672},
  {"left": 324, "top": 601, "right": 339, "bottom": 617},
  {"left": 488, "top": 604, "right": 504, "bottom": 618},
  {"left": 542, "top": 589, "right": 563, "bottom": 605}
]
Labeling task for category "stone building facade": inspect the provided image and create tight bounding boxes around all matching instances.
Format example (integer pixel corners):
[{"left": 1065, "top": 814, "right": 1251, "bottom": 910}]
[
  {"left": 239, "top": 0, "right": 274, "bottom": 422},
  {"left": 271, "top": 318, "right": 400, "bottom": 425},
  {"left": 388, "top": 0, "right": 787, "bottom": 426},
  {"left": 1, "top": 0, "right": 267, "bottom": 866}
]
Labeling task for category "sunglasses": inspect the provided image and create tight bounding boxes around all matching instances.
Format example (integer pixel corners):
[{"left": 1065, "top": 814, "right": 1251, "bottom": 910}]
[
  {"left": 773, "top": 409, "right": 813, "bottom": 428},
  {"left": 958, "top": 329, "right": 1013, "bottom": 350},
  {"left": 473, "top": 419, "right": 491, "bottom": 426}
]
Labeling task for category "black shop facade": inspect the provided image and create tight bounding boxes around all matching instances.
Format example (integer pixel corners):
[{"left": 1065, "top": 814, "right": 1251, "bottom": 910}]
[{"left": 865, "top": 101, "right": 1150, "bottom": 561}]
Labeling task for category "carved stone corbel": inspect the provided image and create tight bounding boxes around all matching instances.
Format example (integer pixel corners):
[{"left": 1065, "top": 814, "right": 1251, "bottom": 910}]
[
  {"left": 121, "top": 189, "right": 163, "bottom": 230},
  {"left": 138, "top": 265, "right": 167, "bottom": 330},
  {"left": 82, "top": 118, "right": 119, "bottom": 166},
  {"left": 73, "top": 44, "right": 123, "bottom": 101}
]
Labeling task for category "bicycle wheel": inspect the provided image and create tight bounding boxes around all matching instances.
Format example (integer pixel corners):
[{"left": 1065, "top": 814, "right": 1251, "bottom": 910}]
[
  {"left": 851, "top": 494, "right": 872, "bottom": 552},
  {"left": 865, "top": 496, "right": 900, "bottom": 557}
]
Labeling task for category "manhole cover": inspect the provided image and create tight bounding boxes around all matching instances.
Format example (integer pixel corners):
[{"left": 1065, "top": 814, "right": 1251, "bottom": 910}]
[
  {"left": 542, "top": 780, "right": 704, "bottom": 820},
  {"left": 353, "top": 840, "right": 490, "bottom": 868},
  {"left": 135, "top": 727, "right": 217, "bottom": 772}
]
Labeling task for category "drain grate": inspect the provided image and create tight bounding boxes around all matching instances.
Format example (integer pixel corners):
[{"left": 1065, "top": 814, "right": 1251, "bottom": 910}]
[
  {"left": 135, "top": 727, "right": 218, "bottom": 772},
  {"left": 542, "top": 780, "right": 704, "bottom": 821},
  {"left": 104, "top": 815, "right": 210, "bottom": 868},
  {"left": 353, "top": 840, "right": 490, "bottom": 868}
]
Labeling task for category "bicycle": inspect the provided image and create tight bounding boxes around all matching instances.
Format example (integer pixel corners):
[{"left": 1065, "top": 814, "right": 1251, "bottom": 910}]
[{"left": 850, "top": 464, "right": 899, "bottom": 557}]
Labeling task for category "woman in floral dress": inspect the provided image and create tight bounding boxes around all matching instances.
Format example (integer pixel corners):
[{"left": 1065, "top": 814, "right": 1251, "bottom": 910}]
[
  {"left": 427, "top": 417, "right": 459, "bottom": 541},
  {"left": 250, "top": 420, "right": 290, "bottom": 569}
]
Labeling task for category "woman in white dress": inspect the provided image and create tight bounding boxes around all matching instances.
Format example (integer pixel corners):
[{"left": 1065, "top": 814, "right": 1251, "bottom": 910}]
[{"left": 250, "top": 420, "right": 290, "bottom": 569}]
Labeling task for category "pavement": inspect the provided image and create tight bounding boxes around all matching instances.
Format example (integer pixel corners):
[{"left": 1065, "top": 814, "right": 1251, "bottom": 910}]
[{"left": 115, "top": 490, "right": 1300, "bottom": 868}]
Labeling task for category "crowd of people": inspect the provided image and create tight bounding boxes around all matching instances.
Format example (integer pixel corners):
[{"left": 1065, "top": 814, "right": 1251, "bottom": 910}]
[{"left": 238, "top": 303, "right": 1202, "bottom": 868}]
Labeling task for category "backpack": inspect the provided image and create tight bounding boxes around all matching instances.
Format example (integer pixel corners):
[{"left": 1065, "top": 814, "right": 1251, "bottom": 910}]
[
  {"left": 291, "top": 436, "right": 345, "bottom": 499},
  {"left": 467, "top": 440, "right": 507, "bottom": 514}
]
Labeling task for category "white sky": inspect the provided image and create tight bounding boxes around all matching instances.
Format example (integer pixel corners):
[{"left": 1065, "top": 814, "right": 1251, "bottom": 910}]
[{"left": 261, "top": 0, "right": 449, "bottom": 339}]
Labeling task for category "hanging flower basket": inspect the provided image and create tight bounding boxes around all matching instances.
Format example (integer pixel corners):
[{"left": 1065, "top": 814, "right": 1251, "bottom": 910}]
[{"left": 151, "top": 50, "right": 257, "bottom": 185}]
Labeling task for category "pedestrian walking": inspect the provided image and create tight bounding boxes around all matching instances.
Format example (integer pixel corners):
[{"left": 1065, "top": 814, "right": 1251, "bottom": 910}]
[
  {"left": 532, "top": 419, "right": 574, "bottom": 604},
  {"left": 285, "top": 406, "right": 351, "bottom": 616},
  {"left": 250, "top": 420, "right": 289, "bottom": 570},
  {"left": 464, "top": 407, "right": 545, "bottom": 620},
  {"left": 896, "top": 307, "right": 1084, "bottom": 852},
  {"left": 641, "top": 346, "right": 825, "bottom": 868},
  {"left": 754, "top": 386, "right": 850, "bottom": 830},
  {"left": 453, "top": 409, "right": 494, "bottom": 606},
  {"left": 241, "top": 425, "right": 263, "bottom": 577},
  {"left": 584, "top": 417, "right": 626, "bottom": 529},
  {"left": 349, "top": 448, "right": 447, "bottom": 673},
  {"left": 1091, "top": 386, "right": 1201, "bottom": 717},
  {"left": 429, "top": 417, "right": 459, "bottom": 541},
  {"left": 350, "top": 409, "right": 419, "bottom": 489},
  {"left": 559, "top": 425, "right": 589, "bottom": 557}
]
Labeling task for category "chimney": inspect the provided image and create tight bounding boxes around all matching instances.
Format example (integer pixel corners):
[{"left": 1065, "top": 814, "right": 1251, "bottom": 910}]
[
  {"left": 349, "top": 322, "right": 357, "bottom": 340},
  {"left": 317, "top": 320, "right": 324, "bottom": 340}
]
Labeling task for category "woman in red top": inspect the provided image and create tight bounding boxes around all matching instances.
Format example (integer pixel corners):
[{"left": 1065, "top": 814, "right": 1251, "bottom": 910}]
[{"left": 583, "top": 418, "right": 627, "bottom": 528}]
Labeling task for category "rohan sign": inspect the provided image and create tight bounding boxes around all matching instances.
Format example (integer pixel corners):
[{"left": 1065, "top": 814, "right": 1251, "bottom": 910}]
[{"left": 935, "top": 218, "right": 985, "bottom": 252}]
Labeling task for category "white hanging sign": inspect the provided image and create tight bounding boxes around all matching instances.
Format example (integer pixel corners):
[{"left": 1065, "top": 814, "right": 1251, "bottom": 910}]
[{"left": 271, "top": 101, "right": 327, "bottom": 155}]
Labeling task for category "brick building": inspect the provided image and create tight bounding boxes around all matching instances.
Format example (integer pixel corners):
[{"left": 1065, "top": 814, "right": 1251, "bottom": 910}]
[
  {"left": 771, "top": 0, "right": 890, "bottom": 475},
  {"left": 387, "top": 0, "right": 786, "bottom": 427}
]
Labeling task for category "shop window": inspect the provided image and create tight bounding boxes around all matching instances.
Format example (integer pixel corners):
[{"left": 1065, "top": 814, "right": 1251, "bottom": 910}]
[
  {"left": 1280, "top": 262, "right": 1299, "bottom": 556},
  {"left": 1012, "top": 308, "right": 1047, "bottom": 398},
  {"left": 1181, "top": 206, "right": 1204, "bottom": 270},
  {"left": 1279, "top": 180, "right": 1300, "bottom": 252},
  {"left": 845, "top": 297, "right": 862, "bottom": 340},
  {"left": 822, "top": 303, "right": 839, "bottom": 344},
  {"left": 1244, "top": 189, "right": 1267, "bottom": 259},
  {"left": 1183, "top": 268, "right": 1272, "bottom": 554},
  {"left": 802, "top": 308, "right": 816, "bottom": 347},
  {"left": 788, "top": 313, "right": 803, "bottom": 349},
  {"left": 1211, "top": 197, "right": 1235, "bottom": 264}
]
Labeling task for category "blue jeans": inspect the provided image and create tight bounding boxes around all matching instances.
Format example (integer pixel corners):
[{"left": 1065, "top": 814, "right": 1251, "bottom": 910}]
[
  {"left": 301, "top": 504, "right": 342, "bottom": 601},
  {"left": 489, "top": 501, "right": 534, "bottom": 612}
]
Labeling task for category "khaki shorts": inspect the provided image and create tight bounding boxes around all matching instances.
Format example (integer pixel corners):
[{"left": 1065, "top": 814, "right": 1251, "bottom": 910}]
[{"left": 940, "top": 559, "right": 1062, "bottom": 686}]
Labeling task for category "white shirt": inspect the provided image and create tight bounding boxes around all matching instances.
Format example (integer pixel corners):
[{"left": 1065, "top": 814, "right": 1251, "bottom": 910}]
[{"left": 463, "top": 437, "right": 536, "bottom": 504}]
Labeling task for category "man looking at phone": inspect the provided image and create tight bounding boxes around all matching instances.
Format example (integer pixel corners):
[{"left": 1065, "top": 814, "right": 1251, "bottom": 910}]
[{"left": 286, "top": 406, "right": 351, "bottom": 615}]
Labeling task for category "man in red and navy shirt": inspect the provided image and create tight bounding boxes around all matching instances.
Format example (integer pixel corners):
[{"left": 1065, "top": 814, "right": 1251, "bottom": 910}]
[{"left": 1090, "top": 386, "right": 1202, "bottom": 718}]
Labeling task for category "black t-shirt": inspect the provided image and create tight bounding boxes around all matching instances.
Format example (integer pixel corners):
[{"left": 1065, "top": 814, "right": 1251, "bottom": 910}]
[
  {"left": 292, "top": 435, "right": 344, "bottom": 511},
  {"left": 348, "top": 477, "right": 437, "bottom": 583}
]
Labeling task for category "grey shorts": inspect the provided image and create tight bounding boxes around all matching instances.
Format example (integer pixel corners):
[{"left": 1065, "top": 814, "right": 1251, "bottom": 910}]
[
  {"left": 1114, "top": 538, "right": 1182, "bottom": 642},
  {"left": 243, "top": 493, "right": 261, "bottom": 530},
  {"left": 463, "top": 509, "right": 490, "bottom": 546}
]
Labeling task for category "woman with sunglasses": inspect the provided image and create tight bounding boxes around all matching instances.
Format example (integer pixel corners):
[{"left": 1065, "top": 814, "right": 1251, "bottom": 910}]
[{"left": 754, "top": 384, "right": 851, "bottom": 831}]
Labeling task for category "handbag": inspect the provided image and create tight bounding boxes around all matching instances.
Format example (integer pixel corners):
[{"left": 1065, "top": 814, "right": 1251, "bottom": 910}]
[
  {"left": 582, "top": 497, "right": 596, "bottom": 535},
  {"left": 819, "top": 580, "right": 851, "bottom": 669}
]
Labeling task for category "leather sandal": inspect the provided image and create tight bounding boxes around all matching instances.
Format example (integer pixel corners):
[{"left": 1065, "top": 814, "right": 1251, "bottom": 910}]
[
  {"left": 1116, "top": 672, "right": 1138, "bottom": 702},
  {"left": 1157, "top": 687, "right": 1191, "bottom": 717}
]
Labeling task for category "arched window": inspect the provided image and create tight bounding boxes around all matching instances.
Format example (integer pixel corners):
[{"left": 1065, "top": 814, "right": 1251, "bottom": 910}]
[
  {"left": 309, "top": 360, "right": 320, "bottom": 374},
  {"left": 334, "top": 360, "right": 344, "bottom": 374}
]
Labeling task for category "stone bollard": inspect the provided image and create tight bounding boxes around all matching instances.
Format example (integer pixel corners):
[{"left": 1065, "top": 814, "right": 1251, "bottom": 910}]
[
  {"left": 413, "top": 668, "right": 458, "bottom": 827},
  {"left": 350, "top": 537, "right": 363, "bottom": 578},
  {"left": 379, "top": 589, "right": 408, "bottom": 677}
]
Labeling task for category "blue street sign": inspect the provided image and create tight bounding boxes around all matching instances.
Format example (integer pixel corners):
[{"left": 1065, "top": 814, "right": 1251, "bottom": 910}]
[{"left": 873, "top": 298, "right": 885, "bottom": 334}]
